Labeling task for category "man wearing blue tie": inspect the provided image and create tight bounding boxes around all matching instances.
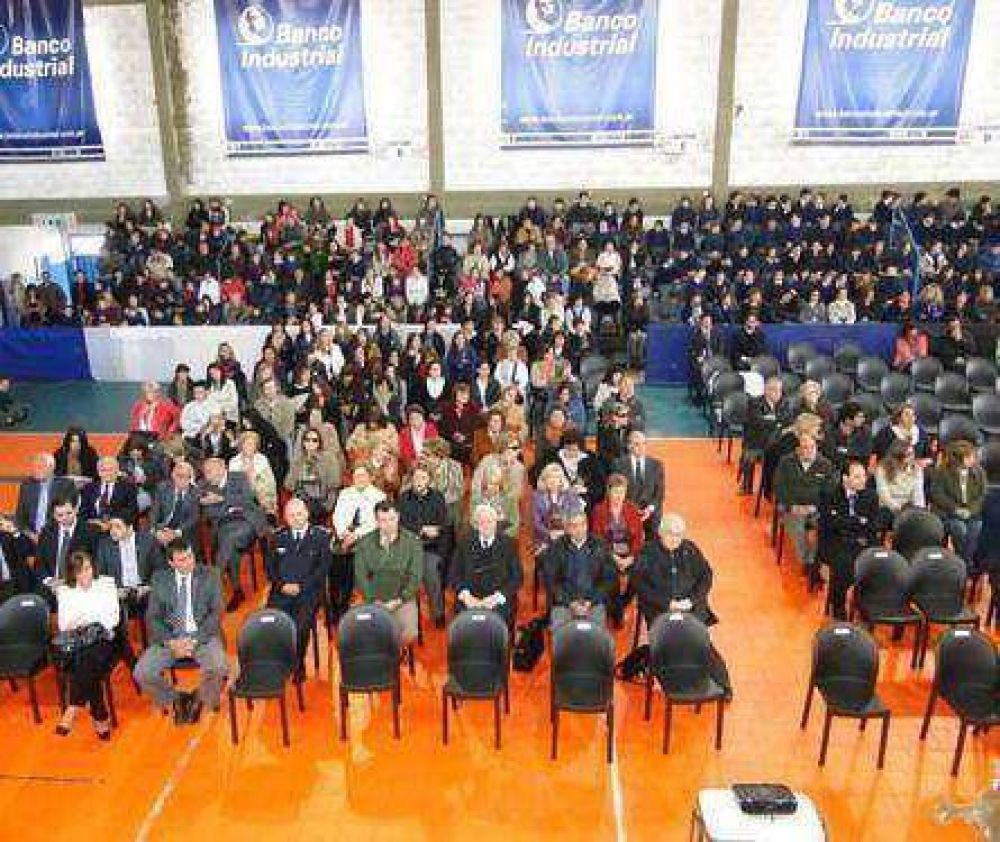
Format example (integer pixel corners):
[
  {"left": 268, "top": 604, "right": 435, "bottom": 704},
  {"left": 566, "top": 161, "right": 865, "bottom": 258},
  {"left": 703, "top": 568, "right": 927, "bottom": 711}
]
[{"left": 14, "top": 453, "right": 74, "bottom": 543}]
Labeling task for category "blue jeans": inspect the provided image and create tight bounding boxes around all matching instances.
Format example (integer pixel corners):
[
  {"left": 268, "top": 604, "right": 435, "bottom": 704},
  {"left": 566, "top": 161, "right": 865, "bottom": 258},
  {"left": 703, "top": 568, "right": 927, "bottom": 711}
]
[{"left": 944, "top": 515, "right": 982, "bottom": 567}]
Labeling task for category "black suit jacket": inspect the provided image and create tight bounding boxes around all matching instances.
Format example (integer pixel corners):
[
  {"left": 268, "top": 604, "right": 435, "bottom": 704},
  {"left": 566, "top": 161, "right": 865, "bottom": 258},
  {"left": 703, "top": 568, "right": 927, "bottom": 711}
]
[
  {"left": 15, "top": 477, "right": 75, "bottom": 535},
  {"left": 0, "top": 531, "right": 38, "bottom": 592},
  {"left": 613, "top": 455, "right": 665, "bottom": 525},
  {"left": 149, "top": 481, "right": 201, "bottom": 545},
  {"left": 472, "top": 378, "right": 501, "bottom": 409},
  {"left": 35, "top": 519, "right": 100, "bottom": 579},
  {"left": 96, "top": 529, "right": 164, "bottom": 586},
  {"left": 450, "top": 533, "right": 522, "bottom": 608},
  {"left": 597, "top": 422, "right": 630, "bottom": 464},
  {"left": 818, "top": 486, "right": 881, "bottom": 571},
  {"left": 544, "top": 535, "right": 618, "bottom": 607},
  {"left": 81, "top": 479, "right": 139, "bottom": 525},
  {"left": 632, "top": 538, "right": 717, "bottom": 626},
  {"left": 265, "top": 526, "right": 333, "bottom": 608},
  {"left": 689, "top": 326, "right": 725, "bottom": 366}
]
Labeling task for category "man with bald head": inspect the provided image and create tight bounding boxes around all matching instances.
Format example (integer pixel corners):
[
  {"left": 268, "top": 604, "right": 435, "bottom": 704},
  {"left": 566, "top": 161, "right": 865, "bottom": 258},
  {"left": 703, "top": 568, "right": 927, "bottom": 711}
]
[
  {"left": 81, "top": 455, "right": 139, "bottom": 529},
  {"left": 15, "top": 452, "right": 75, "bottom": 541},
  {"left": 266, "top": 498, "right": 333, "bottom": 670}
]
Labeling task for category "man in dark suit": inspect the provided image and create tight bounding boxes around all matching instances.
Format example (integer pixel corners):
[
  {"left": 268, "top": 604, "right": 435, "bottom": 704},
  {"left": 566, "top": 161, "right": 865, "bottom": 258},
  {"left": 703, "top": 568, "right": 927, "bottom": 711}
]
[
  {"left": 450, "top": 503, "right": 522, "bottom": 626},
  {"left": 0, "top": 515, "right": 37, "bottom": 601},
  {"left": 133, "top": 538, "right": 228, "bottom": 725},
  {"left": 266, "top": 498, "right": 332, "bottom": 671},
  {"left": 613, "top": 430, "right": 665, "bottom": 539},
  {"left": 15, "top": 452, "right": 75, "bottom": 542},
  {"left": 729, "top": 311, "right": 767, "bottom": 371},
  {"left": 81, "top": 456, "right": 139, "bottom": 529},
  {"left": 818, "top": 461, "right": 880, "bottom": 619},
  {"left": 688, "top": 313, "right": 725, "bottom": 403},
  {"left": 97, "top": 517, "right": 164, "bottom": 632},
  {"left": 398, "top": 463, "right": 451, "bottom": 627},
  {"left": 471, "top": 361, "right": 501, "bottom": 409},
  {"left": 198, "top": 413, "right": 237, "bottom": 463},
  {"left": 200, "top": 457, "right": 267, "bottom": 611},
  {"left": 545, "top": 510, "right": 618, "bottom": 629},
  {"left": 149, "top": 461, "right": 201, "bottom": 550},
  {"left": 35, "top": 493, "right": 99, "bottom": 584},
  {"left": 597, "top": 401, "right": 633, "bottom": 464},
  {"left": 740, "top": 377, "right": 790, "bottom": 493}
]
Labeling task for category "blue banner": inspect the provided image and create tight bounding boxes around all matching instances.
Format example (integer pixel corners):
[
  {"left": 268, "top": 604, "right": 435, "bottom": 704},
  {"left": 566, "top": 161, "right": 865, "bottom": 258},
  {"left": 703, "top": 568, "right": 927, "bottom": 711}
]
[
  {"left": 0, "top": 0, "right": 103, "bottom": 162},
  {"left": 214, "top": 0, "right": 367, "bottom": 156},
  {"left": 794, "top": 0, "right": 975, "bottom": 144},
  {"left": 500, "top": 0, "right": 658, "bottom": 147}
]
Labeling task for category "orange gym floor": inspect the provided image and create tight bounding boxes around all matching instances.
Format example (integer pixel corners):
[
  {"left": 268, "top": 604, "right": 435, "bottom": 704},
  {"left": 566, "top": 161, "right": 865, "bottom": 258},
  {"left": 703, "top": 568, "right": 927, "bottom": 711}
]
[{"left": 0, "top": 436, "right": 993, "bottom": 841}]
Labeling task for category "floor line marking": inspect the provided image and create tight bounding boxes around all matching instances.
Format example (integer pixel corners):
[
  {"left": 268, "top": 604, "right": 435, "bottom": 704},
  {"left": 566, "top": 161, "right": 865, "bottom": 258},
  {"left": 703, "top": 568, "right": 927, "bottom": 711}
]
[
  {"left": 610, "top": 739, "right": 628, "bottom": 842},
  {"left": 134, "top": 718, "right": 210, "bottom": 842}
]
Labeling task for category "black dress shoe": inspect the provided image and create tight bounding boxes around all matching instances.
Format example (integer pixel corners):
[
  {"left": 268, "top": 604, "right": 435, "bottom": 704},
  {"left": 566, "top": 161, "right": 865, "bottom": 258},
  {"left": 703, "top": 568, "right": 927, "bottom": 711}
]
[
  {"left": 172, "top": 695, "right": 188, "bottom": 726},
  {"left": 225, "top": 589, "right": 245, "bottom": 613},
  {"left": 185, "top": 698, "right": 204, "bottom": 725}
]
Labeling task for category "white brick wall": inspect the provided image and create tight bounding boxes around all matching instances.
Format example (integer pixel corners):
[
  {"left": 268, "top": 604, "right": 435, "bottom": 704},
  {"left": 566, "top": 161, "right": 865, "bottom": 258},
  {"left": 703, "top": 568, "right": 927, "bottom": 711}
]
[
  {"left": 0, "top": 5, "right": 167, "bottom": 201},
  {"left": 440, "top": 0, "right": 721, "bottom": 192},
  {"left": 730, "top": 0, "right": 1000, "bottom": 186},
  {"left": 179, "top": 0, "right": 430, "bottom": 195}
]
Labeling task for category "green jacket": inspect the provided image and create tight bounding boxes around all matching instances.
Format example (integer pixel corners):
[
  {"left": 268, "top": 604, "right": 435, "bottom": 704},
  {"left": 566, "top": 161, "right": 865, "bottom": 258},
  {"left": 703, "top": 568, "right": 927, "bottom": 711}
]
[{"left": 353, "top": 528, "right": 422, "bottom": 603}]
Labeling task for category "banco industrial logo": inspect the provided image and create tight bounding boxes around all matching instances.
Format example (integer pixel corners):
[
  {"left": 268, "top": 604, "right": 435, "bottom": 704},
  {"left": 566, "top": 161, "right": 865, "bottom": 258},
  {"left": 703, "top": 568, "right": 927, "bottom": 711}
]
[
  {"left": 524, "top": 0, "right": 564, "bottom": 35},
  {"left": 237, "top": 4, "right": 275, "bottom": 45},
  {"left": 831, "top": 0, "right": 876, "bottom": 26}
]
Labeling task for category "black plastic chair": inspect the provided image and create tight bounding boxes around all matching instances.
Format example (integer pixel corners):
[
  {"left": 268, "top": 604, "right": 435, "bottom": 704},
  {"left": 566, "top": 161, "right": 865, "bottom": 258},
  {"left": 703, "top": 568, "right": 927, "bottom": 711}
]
[
  {"left": 800, "top": 622, "right": 890, "bottom": 769},
  {"left": 337, "top": 604, "right": 402, "bottom": 741},
  {"left": 965, "top": 357, "right": 997, "bottom": 394},
  {"left": 750, "top": 355, "right": 781, "bottom": 381},
  {"left": 442, "top": 610, "right": 510, "bottom": 749},
  {"left": 911, "top": 356, "right": 943, "bottom": 393},
  {"left": 697, "top": 356, "right": 732, "bottom": 404},
  {"left": 779, "top": 372, "right": 802, "bottom": 401},
  {"left": 891, "top": 508, "right": 945, "bottom": 561},
  {"left": 935, "top": 372, "right": 972, "bottom": 415},
  {"left": 851, "top": 548, "right": 921, "bottom": 668},
  {"left": 707, "top": 372, "right": 744, "bottom": 436},
  {"left": 939, "top": 413, "right": 982, "bottom": 448},
  {"left": 852, "top": 391, "right": 886, "bottom": 423},
  {"left": 972, "top": 393, "right": 1000, "bottom": 437},
  {"left": 804, "top": 355, "right": 835, "bottom": 383},
  {"left": 834, "top": 342, "right": 863, "bottom": 378},
  {"left": 919, "top": 629, "right": 999, "bottom": 776},
  {"left": 719, "top": 391, "right": 749, "bottom": 464},
  {"left": 908, "top": 548, "right": 979, "bottom": 670},
  {"left": 787, "top": 342, "right": 818, "bottom": 376},
  {"left": 909, "top": 392, "right": 943, "bottom": 435},
  {"left": 981, "top": 441, "right": 1000, "bottom": 487},
  {"left": 0, "top": 593, "right": 50, "bottom": 723},
  {"left": 821, "top": 373, "right": 853, "bottom": 411},
  {"left": 857, "top": 356, "right": 889, "bottom": 393},
  {"left": 645, "top": 613, "right": 727, "bottom": 754},
  {"left": 880, "top": 373, "right": 913, "bottom": 413},
  {"left": 550, "top": 619, "right": 615, "bottom": 763},
  {"left": 228, "top": 609, "right": 303, "bottom": 747}
]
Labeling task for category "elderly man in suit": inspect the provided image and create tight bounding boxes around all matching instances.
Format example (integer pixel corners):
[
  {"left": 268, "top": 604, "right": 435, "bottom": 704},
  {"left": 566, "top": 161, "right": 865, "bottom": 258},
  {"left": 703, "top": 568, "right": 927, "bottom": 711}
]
[
  {"left": 451, "top": 503, "right": 522, "bottom": 626},
  {"left": 266, "top": 498, "right": 332, "bottom": 672},
  {"left": 133, "top": 538, "right": 228, "bottom": 725},
  {"left": 149, "top": 461, "right": 201, "bottom": 550},
  {"left": 81, "top": 456, "right": 139, "bottom": 530},
  {"left": 200, "top": 457, "right": 267, "bottom": 611},
  {"left": 613, "top": 429, "right": 665, "bottom": 539},
  {"left": 15, "top": 452, "right": 75, "bottom": 542}
]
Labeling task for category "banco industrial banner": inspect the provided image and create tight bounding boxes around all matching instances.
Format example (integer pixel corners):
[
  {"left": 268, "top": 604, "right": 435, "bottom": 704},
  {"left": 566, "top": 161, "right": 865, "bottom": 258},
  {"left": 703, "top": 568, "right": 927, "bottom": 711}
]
[
  {"left": 214, "top": 0, "right": 367, "bottom": 155},
  {"left": 794, "top": 0, "right": 975, "bottom": 143},
  {"left": 0, "top": 0, "right": 103, "bottom": 161},
  {"left": 501, "top": 0, "right": 658, "bottom": 147}
]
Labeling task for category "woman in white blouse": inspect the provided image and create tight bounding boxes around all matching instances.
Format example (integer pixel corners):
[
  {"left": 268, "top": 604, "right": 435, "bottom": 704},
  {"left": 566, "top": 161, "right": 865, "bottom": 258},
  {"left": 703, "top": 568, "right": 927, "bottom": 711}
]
[
  {"left": 229, "top": 430, "right": 277, "bottom": 516},
  {"left": 206, "top": 362, "right": 240, "bottom": 425},
  {"left": 875, "top": 440, "right": 926, "bottom": 520},
  {"left": 55, "top": 551, "right": 120, "bottom": 739}
]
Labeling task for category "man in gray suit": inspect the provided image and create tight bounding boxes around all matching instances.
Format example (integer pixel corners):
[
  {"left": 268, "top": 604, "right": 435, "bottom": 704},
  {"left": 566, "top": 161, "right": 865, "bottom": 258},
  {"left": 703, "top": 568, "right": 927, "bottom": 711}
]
[
  {"left": 199, "top": 457, "right": 267, "bottom": 611},
  {"left": 133, "top": 538, "right": 228, "bottom": 725},
  {"left": 97, "top": 517, "right": 164, "bottom": 640},
  {"left": 613, "top": 429, "right": 665, "bottom": 539},
  {"left": 149, "top": 461, "right": 201, "bottom": 550},
  {"left": 15, "top": 453, "right": 75, "bottom": 542}
]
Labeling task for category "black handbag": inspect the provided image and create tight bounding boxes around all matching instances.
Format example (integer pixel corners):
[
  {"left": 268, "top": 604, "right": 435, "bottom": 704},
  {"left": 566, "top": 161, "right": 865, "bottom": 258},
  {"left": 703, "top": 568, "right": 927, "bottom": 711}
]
[
  {"left": 51, "top": 622, "right": 110, "bottom": 670},
  {"left": 512, "top": 617, "right": 546, "bottom": 672},
  {"left": 732, "top": 783, "right": 798, "bottom": 816}
]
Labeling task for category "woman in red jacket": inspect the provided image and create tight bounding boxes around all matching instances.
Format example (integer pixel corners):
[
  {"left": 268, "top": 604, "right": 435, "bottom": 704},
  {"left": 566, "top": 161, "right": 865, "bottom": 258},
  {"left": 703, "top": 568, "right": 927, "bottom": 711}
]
[
  {"left": 590, "top": 472, "right": 645, "bottom": 626},
  {"left": 128, "top": 381, "right": 180, "bottom": 440}
]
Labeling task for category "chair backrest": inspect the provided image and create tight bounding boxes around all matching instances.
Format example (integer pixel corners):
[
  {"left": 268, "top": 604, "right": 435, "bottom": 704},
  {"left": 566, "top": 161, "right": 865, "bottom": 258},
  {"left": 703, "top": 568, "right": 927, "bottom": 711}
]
[
  {"left": 337, "top": 604, "right": 401, "bottom": 690},
  {"left": 891, "top": 509, "right": 945, "bottom": 560},
  {"left": 972, "top": 393, "right": 1000, "bottom": 433},
  {"left": 446, "top": 610, "right": 509, "bottom": 695},
  {"left": 880, "top": 373, "right": 913, "bottom": 410},
  {"left": 965, "top": 357, "right": 997, "bottom": 393},
  {"left": 787, "top": 341, "right": 818, "bottom": 374},
  {"left": 710, "top": 371, "right": 744, "bottom": 403},
  {"left": 551, "top": 619, "right": 615, "bottom": 709},
  {"left": 851, "top": 391, "right": 886, "bottom": 422},
  {"left": 821, "top": 373, "right": 853, "bottom": 408},
  {"left": 935, "top": 372, "right": 971, "bottom": 408},
  {"left": 938, "top": 413, "right": 982, "bottom": 448},
  {"left": 981, "top": 441, "right": 1000, "bottom": 486},
  {"left": 855, "top": 548, "right": 912, "bottom": 615},
  {"left": 237, "top": 608, "right": 297, "bottom": 676},
  {"left": 0, "top": 593, "right": 49, "bottom": 651},
  {"left": 908, "top": 548, "right": 967, "bottom": 617},
  {"left": 908, "top": 392, "right": 943, "bottom": 431},
  {"left": 805, "top": 355, "right": 836, "bottom": 382},
  {"left": 834, "top": 342, "right": 863, "bottom": 375},
  {"left": 580, "top": 354, "right": 611, "bottom": 385},
  {"left": 934, "top": 629, "right": 999, "bottom": 704},
  {"left": 812, "top": 622, "right": 879, "bottom": 710},
  {"left": 779, "top": 372, "right": 802, "bottom": 399},
  {"left": 722, "top": 391, "right": 749, "bottom": 426},
  {"left": 701, "top": 354, "right": 732, "bottom": 382},
  {"left": 857, "top": 356, "right": 889, "bottom": 392},
  {"left": 911, "top": 356, "right": 943, "bottom": 392},
  {"left": 648, "top": 613, "right": 712, "bottom": 694},
  {"left": 750, "top": 355, "right": 781, "bottom": 380}
]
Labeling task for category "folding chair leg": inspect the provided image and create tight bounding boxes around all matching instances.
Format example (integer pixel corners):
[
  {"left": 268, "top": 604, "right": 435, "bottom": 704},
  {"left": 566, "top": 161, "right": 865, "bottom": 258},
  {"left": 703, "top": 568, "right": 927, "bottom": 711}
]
[
  {"left": 715, "top": 699, "right": 725, "bottom": 750},
  {"left": 662, "top": 699, "right": 673, "bottom": 754},
  {"left": 532, "top": 565, "right": 540, "bottom": 611},
  {"left": 818, "top": 709, "right": 832, "bottom": 766},
  {"left": 311, "top": 618, "right": 320, "bottom": 674},
  {"left": 442, "top": 689, "right": 449, "bottom": 746},
  {"left": 951, "top": 721, "right": 967, "bottom": 777},
  {"left": 228, "top": 691, "right": 238, "bottom": 745},
  {"left": 339, "top": 687, "right": 348, "bottom": 741},
  {"left": 104, "top": 679, "right": 118, "bottom": 729},
  {"left": 551, "top": 708, "right": 559, "bottom": 760},
  {"left": 919, "top": 690, "right": 936, "bottom": 740},
  {"left": 877, "top": 713, "right": 889, "bottom": 770},
  {"left": 800, "top": 683, "right": 815, "bottom": 729},
  {"left": 860, "top": 717, "right": 867, "bottom": 732},
  {"left": 644, "top": 674, "right": 653, "bottom": 721},
  {"left": 909, "top": 624, "right": 922, "bottom": 670},
  {"left": 391, "top": 686, "right": 400, "bottom": 739},
  {"left": 494, "top": 695, "right": 502, "bottom": 750},
  {"left": 606, "top": 701, "right": 614, "bottom": 764},
  {"left": 295, "top": 677, "right": 305, "bottom": 712},
  {"left": 26, "top": 674, "right": 41, "bottom": 724},
  {"left": 278, "top": 691, "right": 290, "bottom": 748}
]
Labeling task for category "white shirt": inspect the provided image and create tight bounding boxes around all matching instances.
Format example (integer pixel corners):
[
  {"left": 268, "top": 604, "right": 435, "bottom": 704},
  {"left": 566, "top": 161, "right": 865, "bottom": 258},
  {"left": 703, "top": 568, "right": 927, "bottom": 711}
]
[
  {"left": 332, "top": 485, "right": 386, "bottom": 539},
  {"left": 56, "top": 576, "right": 120, "bottom": 633},
  {"left": 175, "top": 570, "right": 197, "bottom": 634},
  {"left": 180, "top": 398, "right": 214, "bottom": 439},
  {"left": 315, "top": 345, "right": 345, "bottom": 379},
  {"left": 119, "top": 532, "right": 141, "bottom": 588}
]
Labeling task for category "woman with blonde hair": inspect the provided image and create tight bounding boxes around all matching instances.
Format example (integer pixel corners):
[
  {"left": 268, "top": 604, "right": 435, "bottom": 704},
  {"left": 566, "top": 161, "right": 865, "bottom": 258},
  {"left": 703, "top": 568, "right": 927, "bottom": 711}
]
[
  {"left": 532, "top": 462, "right": 583, "bottom": 555},
  {"left": 229, "top": 430, "right": 277, "bottom": 516},
  {"left": 471, "top": 464, "right": 519, "bottom": 539}
]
